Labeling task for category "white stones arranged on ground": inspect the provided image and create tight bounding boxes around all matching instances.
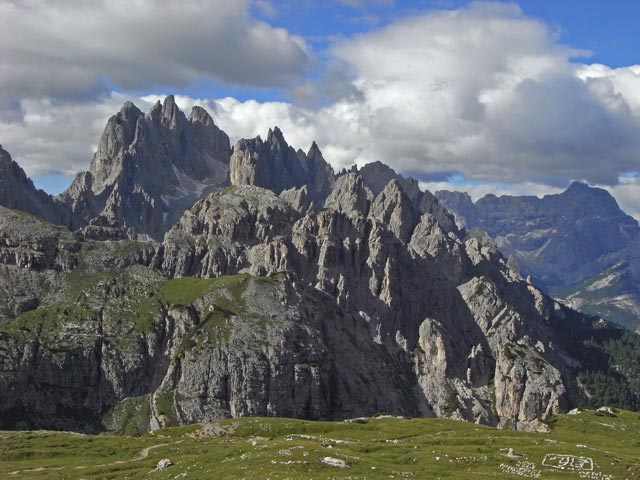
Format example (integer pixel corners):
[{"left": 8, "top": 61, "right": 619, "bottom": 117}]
[
  {"left": 595, "top": 422, "right": 628, "bottom": 431},
  {"left": 578, "top": 471, "right": 614, "bottom": 479},
  {"left": 542, "top": 453, "right": 594, "bottom": 471},
  {"left": 284, "top": 434, "right": 356, "bottom": 445},
  {"left": 319, "top": 456, "right": 350, "bottom": 468},
  {"left": 499, "top": 460, "right": 542, "bottom": 478},
  {"left": 155, "top": 458, "right": 173, "bottom": 470},
  {"left": 454, "top": 454, "right": 488, "bottom": 463}
]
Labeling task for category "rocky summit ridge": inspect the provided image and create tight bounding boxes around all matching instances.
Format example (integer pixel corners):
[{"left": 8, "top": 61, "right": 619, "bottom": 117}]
[
  {"left": 59, "top": 96, "right": 232, "bottom": 240},
  {"left": 0, "top": 97, "right": 638, "bottom": 435}
]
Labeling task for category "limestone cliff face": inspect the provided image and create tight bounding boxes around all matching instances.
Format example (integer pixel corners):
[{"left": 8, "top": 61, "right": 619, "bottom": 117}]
[
  {"left": 156, "top": 180, "right": 577, "bottom": 431},
  {"left": 60, "top": 96, "right": 231, "bottom": 240}
]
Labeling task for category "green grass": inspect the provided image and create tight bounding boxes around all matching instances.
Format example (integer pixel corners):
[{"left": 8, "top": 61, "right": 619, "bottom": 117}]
[
  {"left": 161, "top": 274, "right": 251, "bottom": 307},
  {"left": 0, "top": 270, "right": 282, "bottom": 361},
  {"left": 7, "top": 208, "right": 52, "bottom": 225},
  {"left": 160, "top": 273, "right": 283, "bottom": 307},
  {"left": 160, "top": 277, "right": 218, "bottom": 307},
  {"left": 1, "top": 409, "right": 639, "bottom": 479},
  {"left": 159, "top": 273, "right": 280, "bottom": 357},
  {"left": 9, "top": 208, "right": 34, "bottom": 219},
  {"left": 102, "top": 395, "right": 152, "bottom": 436}
]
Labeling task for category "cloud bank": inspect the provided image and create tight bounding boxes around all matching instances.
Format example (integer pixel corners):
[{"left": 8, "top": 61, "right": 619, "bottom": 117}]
[
  {"left": 0, "top": 0, "right": 309, "bottom": 106},
  {"left": 1, "top": 2, "right": 639, "bottom": 215}
]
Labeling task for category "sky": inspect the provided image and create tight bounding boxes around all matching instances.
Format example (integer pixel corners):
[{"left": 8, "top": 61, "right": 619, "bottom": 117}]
[{"left": 1, "top": 0, "right": 640, "bottom": 217}]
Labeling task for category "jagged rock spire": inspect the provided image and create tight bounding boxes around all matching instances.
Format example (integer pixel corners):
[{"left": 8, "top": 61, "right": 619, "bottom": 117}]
[{"left": 230, "top": 127, "right": 335, "bottom": 206}]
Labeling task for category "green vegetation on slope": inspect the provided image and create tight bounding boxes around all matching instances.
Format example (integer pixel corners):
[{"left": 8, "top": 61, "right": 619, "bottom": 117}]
[
  {"left": 1, "top": 410, "right": 639, "bottom": 479},
  {"left": 167, "top": 273, "right": 282, "bottom": 358},
  {"left": 162, "top": 274, "right": 250, "bottom": 307},
  {"left": 556, "top": 309, "right": 640, "bottom": 411}
]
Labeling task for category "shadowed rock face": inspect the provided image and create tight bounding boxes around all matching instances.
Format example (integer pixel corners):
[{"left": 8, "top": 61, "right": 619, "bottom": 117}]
[
  {"left": 0, "top": 146, "right": 71, "bottom": 226},
  {"left": 230, "top": 127, "right": 335, "bottom": 208},
  {"left": 59, "top": 96, "right": 231, "bottom": 240},
  {"left": 0, "top": 103, "right": 636, "bottom": 434}
]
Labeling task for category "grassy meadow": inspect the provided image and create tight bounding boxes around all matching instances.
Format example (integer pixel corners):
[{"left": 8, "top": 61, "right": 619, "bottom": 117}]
[{"left": 1, "top": 408, "right": 639, "bottom": 479}]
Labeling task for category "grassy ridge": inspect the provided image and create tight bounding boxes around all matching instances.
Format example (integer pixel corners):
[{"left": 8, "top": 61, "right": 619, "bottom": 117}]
[{"left": 1, "top": 409, "right": 639, "bottom": 479}]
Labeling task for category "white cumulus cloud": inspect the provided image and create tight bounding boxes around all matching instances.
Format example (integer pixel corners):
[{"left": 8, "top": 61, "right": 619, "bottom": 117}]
[{"left": 0, "top": 0, "right": 309, "bottom": 106}]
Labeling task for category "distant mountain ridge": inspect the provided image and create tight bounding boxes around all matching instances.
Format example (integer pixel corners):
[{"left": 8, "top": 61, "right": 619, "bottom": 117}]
[
  {"left": 436, "top": 184, "right": 640, "bottom": 330},
  {"left": 0, "top": 145, "right": 71, "bottom": 226}
]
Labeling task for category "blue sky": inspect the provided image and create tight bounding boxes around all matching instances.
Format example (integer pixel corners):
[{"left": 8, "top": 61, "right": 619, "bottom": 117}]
[
  {"left": 1, "top": 0, "right": 638, "bottom": 216},
  {"left": 283, "top": 1, "right": 640, "bottom": 67},
  {"left": 172, "top": 0, "right": 640, "bottom": 102}
]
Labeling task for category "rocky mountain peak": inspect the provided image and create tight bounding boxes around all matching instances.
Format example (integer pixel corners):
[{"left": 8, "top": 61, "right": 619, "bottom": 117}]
[
  {"left": 560, "top": 181, "right": 625, "bottom": 214},
  {"left": 189, "top": 105, "right": 214, "bottom": 127},
  {"left": 308, "top": 140, "right": 321, "bottom": 156},
  {"left": 147, "top": 99, "right": 163, "bottom": 121},
  {"left": 324, "top": 173, "right": 369, "bottom": 216},
  {"left": 0, "top": 145, "right": 11, "bottom": 164},
  {"left": 358, "top": 161, "right": 421, "bottom": 204},
  {"left": 369, "top": 179, "right": 419, "bottom": 243},
  {"left": 160, "top": 94, "right": 184, "bottom": 127},
  {"left": 60, "top": 96, "right": 231, "bottom": 239},
  {"left": 120, "top": 100, "right": 143, "bottom": 118},
  {"left": 355, "top": 161, "right": 457, "bottom": 234},
  {"left": 567, "top": 180, "right": 589, "bottom": 191},
  {"left": 230, "top": 127, "right": 335, "bottom": 207},
  {"left": 267, "top": 126, "right": 286, "bottom": 144},
  {"left": 0, "top": 145, "right": 29, "bottom": 186}
]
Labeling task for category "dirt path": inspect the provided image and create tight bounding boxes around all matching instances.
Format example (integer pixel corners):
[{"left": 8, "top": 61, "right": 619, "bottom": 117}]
[
  {"left": 108, "top": 442, "right": 170, "bottom": 465},
  {"left": 7, "top": 441, "right": 174, "bottom": 476}
]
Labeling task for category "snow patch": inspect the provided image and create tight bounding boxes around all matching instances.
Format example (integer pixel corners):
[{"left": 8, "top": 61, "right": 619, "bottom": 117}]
[{"left": 586, "top": 273, "right": 619, "bottom": 291}]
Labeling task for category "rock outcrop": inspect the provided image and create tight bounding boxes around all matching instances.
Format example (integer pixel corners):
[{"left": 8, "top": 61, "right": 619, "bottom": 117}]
[
  {"left": 359, "top": 161, "right": 457, "bottom": 233},
  {"left": 10, "top": 181, "right": 575, "bottom": 432},
  {"left": 59, "top": 96, "right": 231, "bottom": 240}
]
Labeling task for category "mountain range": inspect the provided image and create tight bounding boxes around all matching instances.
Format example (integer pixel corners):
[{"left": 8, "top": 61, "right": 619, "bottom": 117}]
[
  {"left": 0, "top": 96, "right": 638, "bottom": 435},
  {"left": 436, "top": 186, "right": 640, "bottom": 331}
]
